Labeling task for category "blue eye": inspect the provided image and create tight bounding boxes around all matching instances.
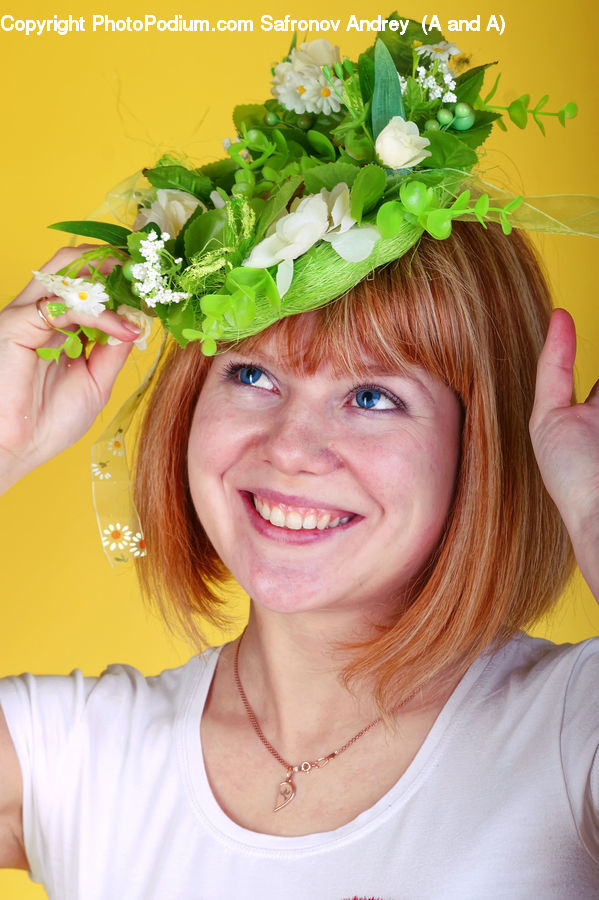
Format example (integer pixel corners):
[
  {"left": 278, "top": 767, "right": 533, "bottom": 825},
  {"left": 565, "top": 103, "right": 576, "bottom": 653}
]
[
  {"left": 353, "top": 387, "right": 397, "bottom": 411},
  {"left": 239, "top": 365, "right": 263, "bottom": 385}
]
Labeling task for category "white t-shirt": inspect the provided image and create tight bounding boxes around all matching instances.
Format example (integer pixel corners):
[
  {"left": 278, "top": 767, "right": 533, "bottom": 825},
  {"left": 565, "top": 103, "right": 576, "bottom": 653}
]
[{"left": 0, "top": 632, "right": 598, "bottom": 899}]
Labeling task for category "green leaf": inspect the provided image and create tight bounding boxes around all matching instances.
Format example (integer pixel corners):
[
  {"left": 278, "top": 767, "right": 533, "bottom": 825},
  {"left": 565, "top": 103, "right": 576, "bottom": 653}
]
[
  {"left": 181, "top": 327, "right": 205, "bottom": 341},
  {"left": 36, "top": 346, "right": 61, "bottom": 363},
  {"left": 420, "top": 131, "right": 478, "bottom": 169},
  {"left": 372, "top": 39, "right": 405, "bottom": 139},
  {"left": 63, "top": 333, "right": 83, "bottom": 359},
  {"left": 143, "top": 165, "right": 213, "bottom": 202},
  {"left": 183, "top": 208, "right": 227, "bottom": 258},
  {"left": 534, "top": 94, "right": 549, "bottom": 112},
  {"left": 80, "top": 326, "right": 109, "bottom": 343},
  {"left": 200, "top": 294, "right": 232, "bottom": 317},
  {"left": 163, "top": 299, "right": 196, "bottom": 345},
  {"left": 201, "top": 337, "right": 217, "bottom": 356},
  {"left": 226, "top": 267, "right": 266, "bottom": 298},
  {"left": 532, "top": 115, "right": 546, "bottom": 136},
  {"left": 376, "top": 200, "right": 405, "bottom": 239},
  {"left": 228, "top": 293, "right": 256, "bottom": 329},
  {"left": 474, "top": 194, "right": 490, "bottom": 217},
  {"left": 455, "top": 64, "right": 493, "bottom": 106},
  {"left": 503, "top": 196, "right": 523, "bottom": 212},
  {"left": 399, "top": 181, "right": 432, "bottom": 215},
  {"left": 507, "top": 99, "right": 528, "bottom": 129},
  {"left": 453, "top": 111, "right": 501, "bottom": 150},
  {"left": 451, "top": 190, "right": 471, "bottom": 213},
  {"left": 482, "top": 72, "right": 501, "bottom": 105},
  {"left": 358, "top": 52, "right": 375, "bottom": 104},
  {"left": 48, "top": 221, "right": 131, "bottom": 247},
  {"left": 350, "top": 165, "right": 386, "bottom": 222},
  {"left": 256, "top": 176, "right": 301, "bottom": 243},
  {"left": 424, "top": 209, "right": 453, "bottom": 240},
  {"left": 233, "top": 103, "right": 270, "bottom": 134},
  {"left": 373, "top": 16, "right": 443, "bottom": 74},
  {"left": 558, "top": 101, "right": 578, "bottom": 126},
  {"left": 307, "top": 130, "right": 336, "bottom": 161},
  {"left": 344, "top": 132, "right": 375, "bottom": 162},
  {"left": 104, "top": 265, "right": 141, "bottom": 310},
  {"left": 198, "top": 157, "right": 238, "bottom": 192},
  {"left": 500, "top": 214, "right": 513, "bottom": 235},
  {"left": 303, "top": 162, "right": 359, "bottom": 193}
]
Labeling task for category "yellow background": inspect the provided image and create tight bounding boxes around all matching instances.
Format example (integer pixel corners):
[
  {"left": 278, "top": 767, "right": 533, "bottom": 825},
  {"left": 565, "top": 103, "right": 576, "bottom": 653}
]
[{"left": 1, "top": 1, "right": 598, "bottom": 895}]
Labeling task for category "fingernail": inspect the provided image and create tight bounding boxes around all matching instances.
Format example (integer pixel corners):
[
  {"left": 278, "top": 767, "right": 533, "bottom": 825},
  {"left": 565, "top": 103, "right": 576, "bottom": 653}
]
[{"left": 121, "top": 321, "right": 141, "bottom": 335}]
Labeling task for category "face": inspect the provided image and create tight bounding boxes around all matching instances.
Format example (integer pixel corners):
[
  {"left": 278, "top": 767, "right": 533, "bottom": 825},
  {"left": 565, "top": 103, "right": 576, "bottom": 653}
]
[{"left": 187, "top": 333, "right": 462, "bottom": 624}]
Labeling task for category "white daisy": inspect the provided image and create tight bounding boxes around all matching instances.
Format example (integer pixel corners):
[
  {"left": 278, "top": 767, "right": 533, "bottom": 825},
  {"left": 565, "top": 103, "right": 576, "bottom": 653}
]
[
  {"left": 107, "top": 433, "right": 125, "bottom": 456},
  {"left": 102, "top": 523, "right": 133, "bottom": 551},
  {"left": 128, "top": 532, "right": 147, "bottom": 558},
  {"left": 91, "top": 462, "right": 111, "bottom": 480},
  {"left": 415, "top": 41, "right": 460, "bottom": 63},
  {"left": 32, "top": 272, "right": 109, "bottom": 317},
  {"left": 303, "top": 73, "right": 344, "bottom": 115}
]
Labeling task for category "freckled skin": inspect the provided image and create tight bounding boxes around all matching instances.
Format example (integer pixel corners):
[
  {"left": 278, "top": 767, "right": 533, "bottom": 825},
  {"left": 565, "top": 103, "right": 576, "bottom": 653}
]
[{"left": 187, "top": 338, "right": 462, "bottom": 622}]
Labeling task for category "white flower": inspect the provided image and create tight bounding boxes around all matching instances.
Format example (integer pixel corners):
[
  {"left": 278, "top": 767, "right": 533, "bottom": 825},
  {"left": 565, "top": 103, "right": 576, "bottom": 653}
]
[
  {"left": 133, "top": 189, "right": 202, "bottom": 238},
  {"left": 291, "top": 38, "right": 339, "bottom": 70},
  {"left": 107, "top": 434, "right": 125, "bottom": 456},
  {"left": 129, "top": 233, "right": 190, "bottom": 307},
  {"left": 32, "top": 271, "right": 109, "bottom": 317},
  {"left": 128, "top": 532, "right": 147, "bottom": 558},
  {"left": 302, "top": 72, "right": 344, "bottom": 115},
  {"left": 102, "top": 523, "right": 132, "bottom": 551},
  {"left": 107, "top": 305, "right": 153, "bottom": 350},
  {"left": 442, "top": 91, "right": 457, "bottom": 104},
  {"left": 375, "top": 116, "right": 431, "bottom": 169},
  {"left": 91, "top": 462, "right": 111, "bottom": 480},
  {"left": 210, "top": 189, "right": 226, "bottom": 209},
  {"left": 415, "top": 41, "right": 460, "bottom": 62},
  {"left": 272, "top": 39, "right": 345, "bottom": 115},
  {"left": 244, "top": 183, "right": 380, "bottom": 292},
  {"left": 272, "top": 64, "right": 312, "bottom": 114}
]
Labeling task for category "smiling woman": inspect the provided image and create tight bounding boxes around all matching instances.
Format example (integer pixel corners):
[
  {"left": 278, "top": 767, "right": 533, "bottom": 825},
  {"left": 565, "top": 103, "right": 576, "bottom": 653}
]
[{"left": 0, "top": 17, "right": 598, "bottom": 900}]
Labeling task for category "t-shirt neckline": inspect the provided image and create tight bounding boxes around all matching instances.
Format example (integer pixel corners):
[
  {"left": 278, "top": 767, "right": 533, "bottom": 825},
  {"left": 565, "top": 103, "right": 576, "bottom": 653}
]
[{"left": 177, "top": 643, "right": 492, "bottom": 854}]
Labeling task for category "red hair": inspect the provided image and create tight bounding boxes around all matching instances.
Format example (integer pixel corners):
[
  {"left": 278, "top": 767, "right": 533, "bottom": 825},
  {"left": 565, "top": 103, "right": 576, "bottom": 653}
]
[{"left": 134, "top": 222, "right": 574, "bottom": 712}]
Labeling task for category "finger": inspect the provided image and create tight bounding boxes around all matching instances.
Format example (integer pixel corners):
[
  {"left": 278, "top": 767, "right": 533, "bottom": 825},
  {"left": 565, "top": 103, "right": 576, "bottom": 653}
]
[
  {"left": 86, "top": 340, "right": 135, "bottom": 403},
  {"left": 1, "top": 298, "right": 141, "bottom": 353},
  {"left": 531, "top": 308, "right": 576, "bottom": 419}
]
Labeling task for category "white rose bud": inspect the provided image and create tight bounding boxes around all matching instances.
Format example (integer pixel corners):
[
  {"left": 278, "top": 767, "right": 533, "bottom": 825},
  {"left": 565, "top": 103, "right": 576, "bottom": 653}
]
[
  {"left": 375, "top": 116, "right": 432, "bottom": 170},
  {"left": 108, "top": 305, "right": 153, "bottom": 351}
]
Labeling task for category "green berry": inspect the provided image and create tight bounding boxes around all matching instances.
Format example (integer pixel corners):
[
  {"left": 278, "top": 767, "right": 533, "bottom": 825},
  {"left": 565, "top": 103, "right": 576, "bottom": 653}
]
[
  {"left": 121, "top": 260, "right": 135, "bottom": 281},
  {"left": 424, "top": 119, "right": 440, "bottom": 132},
  {"left": 265, "top": 111, "right": 279, "bottom": 126},
  {"left": 298, "top": 114, "right": 313, "bottom": 130},
  {"left": 452, "top": 112, "right": 475, "bottom": 131},
  {"left": 454, "top": 102, "right": 473, "bottom": 119},
  {"left": 437, "top": 108, "right": 454, "bottom": 126}
]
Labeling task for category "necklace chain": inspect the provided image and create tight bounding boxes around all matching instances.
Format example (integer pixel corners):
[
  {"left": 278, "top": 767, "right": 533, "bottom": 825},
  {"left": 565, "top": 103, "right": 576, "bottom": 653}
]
[{"left": 233, "top": 634, "right": 383, "bottom": 811}]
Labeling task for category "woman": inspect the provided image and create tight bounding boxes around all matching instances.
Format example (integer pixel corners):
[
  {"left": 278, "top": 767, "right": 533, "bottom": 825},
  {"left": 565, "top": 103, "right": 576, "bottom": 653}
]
[
  {"left": 1, "top": 26, "right": 598, "bottom": 898},
  {"left": 0, "top": 220, "right": 597, "bottom": 897}
]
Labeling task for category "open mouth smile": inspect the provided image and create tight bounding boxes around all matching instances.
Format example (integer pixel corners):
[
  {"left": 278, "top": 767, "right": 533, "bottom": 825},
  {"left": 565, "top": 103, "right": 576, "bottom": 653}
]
[{"left": 241, "top": 490, "right": 359, "bottom": 540}]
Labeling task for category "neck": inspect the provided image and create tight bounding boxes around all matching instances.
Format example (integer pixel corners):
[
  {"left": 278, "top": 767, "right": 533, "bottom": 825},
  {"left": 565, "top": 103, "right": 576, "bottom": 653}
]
[{"left": 233, "top": 606, "right": 383, "bottom": 760}]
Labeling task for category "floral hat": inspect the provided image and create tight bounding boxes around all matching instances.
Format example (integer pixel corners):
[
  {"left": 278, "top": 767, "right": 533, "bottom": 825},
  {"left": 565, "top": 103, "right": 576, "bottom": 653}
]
[{"left": 34, "top": 14, "right": 598, "bottom": 564}]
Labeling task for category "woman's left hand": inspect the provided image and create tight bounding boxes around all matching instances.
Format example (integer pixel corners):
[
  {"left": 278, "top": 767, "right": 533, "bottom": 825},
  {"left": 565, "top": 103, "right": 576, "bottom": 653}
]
[{"left": 530, "top": 308, "right": 599, "bottom": 600}]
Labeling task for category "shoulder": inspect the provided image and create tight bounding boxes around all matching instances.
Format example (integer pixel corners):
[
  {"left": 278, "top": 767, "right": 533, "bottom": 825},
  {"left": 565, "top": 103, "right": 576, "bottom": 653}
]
[{"left": 0, "top": 646, "right": 221, "bottom": 751}]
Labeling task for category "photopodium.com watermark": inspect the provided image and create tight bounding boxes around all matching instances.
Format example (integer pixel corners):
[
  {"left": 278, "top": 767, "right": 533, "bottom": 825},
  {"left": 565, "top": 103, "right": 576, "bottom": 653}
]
[{"left": 0, "top": 12, "right": 506, "bottom": 38}]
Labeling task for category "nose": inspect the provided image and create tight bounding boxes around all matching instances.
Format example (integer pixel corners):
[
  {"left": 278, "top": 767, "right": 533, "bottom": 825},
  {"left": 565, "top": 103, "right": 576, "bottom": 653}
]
[{"left": 260, "top": 401, "right": 342, "bottom": 477}]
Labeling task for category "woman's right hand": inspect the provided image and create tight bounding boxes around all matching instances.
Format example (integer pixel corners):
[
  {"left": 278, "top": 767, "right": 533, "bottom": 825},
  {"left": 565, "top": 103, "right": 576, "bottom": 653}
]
[{"left": 0, "top": 246, "right": 143, "bottom": 493}]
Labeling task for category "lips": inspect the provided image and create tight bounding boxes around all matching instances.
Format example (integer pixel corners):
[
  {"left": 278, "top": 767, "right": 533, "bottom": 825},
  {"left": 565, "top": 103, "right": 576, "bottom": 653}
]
[{"left": 241, "top": 489, "right": 359, "bottom": 536}]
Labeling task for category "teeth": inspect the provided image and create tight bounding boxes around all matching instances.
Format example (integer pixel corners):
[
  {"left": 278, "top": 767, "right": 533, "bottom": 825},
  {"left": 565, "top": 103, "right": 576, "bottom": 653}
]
[{"left": 252, "top": 495, "right": 352, "bottom": 532}]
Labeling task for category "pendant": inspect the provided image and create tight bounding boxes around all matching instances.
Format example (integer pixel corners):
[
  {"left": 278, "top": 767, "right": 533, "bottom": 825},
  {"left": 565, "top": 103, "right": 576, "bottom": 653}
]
[{"left": 273, "top": 776, "right": 295, "bottom": 812}]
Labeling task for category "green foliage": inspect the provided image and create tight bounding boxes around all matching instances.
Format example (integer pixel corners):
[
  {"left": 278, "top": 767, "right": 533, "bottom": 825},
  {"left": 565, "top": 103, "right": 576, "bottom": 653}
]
[
  {"left": 143, "top": 165, "right": 213, "bottom": 202},
  {"left": 105, "top": 265, "right": 142, "bottom": 310},
  {"left": 307, "top": 130, "right": 336, "bottom": 161},
  {"left": 455, "top": 64, "right": 494, "bottom": 106},
  {"left": 372, "top": 40, "right": 405, "bottom": 139},
  {"left": 255, "top": 175, "right": 302, "bottom": 242},
  {"left": 350, "top": 165, "right": 387, "bottom": 222},
  {"left": 303, "top": 162, "right": 360, "bottom": 193},
  {"left": 420, "top": 131, "right": 478, "bottom": 169},
  {"left": 358, "top": 53, "right": 375, "bottom": 103},
  {"left": 376, "top": 200, "right": 406, "bottom": 238},
  {"left": 372, "top": 15, "right": 443, "bottom": 74},
  {"left": 48, "top": 220, "right": 131, "bottom": 247},
  {"left": 183, "top": 209, "right": 227, "bottom": 258}
]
